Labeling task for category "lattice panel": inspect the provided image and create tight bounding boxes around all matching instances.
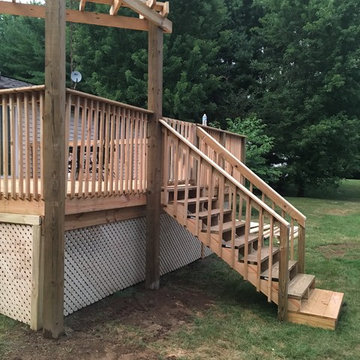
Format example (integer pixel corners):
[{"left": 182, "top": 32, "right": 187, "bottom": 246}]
[
  {"left": 160, "top": 214, "right": 209, "bottom": 275},
  {"left": 64, "top": 218, "right": 146, "bottom": 316},
  {"left": 64, "top": 214, "right": 208, "bottom": 316},
  {"left": 0, "top": 223, "right": 32, "bottom": 324}
]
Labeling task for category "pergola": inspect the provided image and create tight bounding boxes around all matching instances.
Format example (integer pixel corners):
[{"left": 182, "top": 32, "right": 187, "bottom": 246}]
[{"left": 0, "top": 0, "right": 172, "bottom": 338}]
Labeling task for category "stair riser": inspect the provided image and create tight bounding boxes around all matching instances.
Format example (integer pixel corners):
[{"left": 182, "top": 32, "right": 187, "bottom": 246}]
[
  {"left": 166, "top": 188, "right": 199, "bottom": 202},
  {"left": 201, "top": 211, "right": 233, "bottom": 228}
]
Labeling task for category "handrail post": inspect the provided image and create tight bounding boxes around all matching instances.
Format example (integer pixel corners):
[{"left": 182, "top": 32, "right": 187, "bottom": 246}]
[
  {"left": 278, "top": 223, "right": 289, "bottom": 321},
  {"left": 298, "top": 225, "right": 305, "bottom": 273}
]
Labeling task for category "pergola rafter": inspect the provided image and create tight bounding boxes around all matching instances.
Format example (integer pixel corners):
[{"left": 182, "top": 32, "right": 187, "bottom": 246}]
[{"left": 0, "top": 0, "right": 172, "bottom": 33}]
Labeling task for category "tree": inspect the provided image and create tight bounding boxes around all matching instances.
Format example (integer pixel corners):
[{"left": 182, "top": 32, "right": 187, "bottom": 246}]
[
  {"left": 251, "top": 0, "right": 360, "bottom": 194},
  {"left": 0, "top": 15, "right": 45, "bottom": 84},
  {"left": 227, "top": 114, "right": 281, "bottom": 183}
]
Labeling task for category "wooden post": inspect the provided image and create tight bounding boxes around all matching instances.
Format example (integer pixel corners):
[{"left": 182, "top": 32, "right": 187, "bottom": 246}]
[
  {"left": 298, "top": 225, "right": 305, "bottom": 273},
  {"left": 30, "top": 224, "right": 44, "bottom": 331},
  {"left": 278, "top": 223, "right": 289, "bottom": 322},
  {"left": 42, "top": 0, "right": 66, "bottom": 338},
  {"left": 146, "top": 23, "right": 163, "bottom": 290}
]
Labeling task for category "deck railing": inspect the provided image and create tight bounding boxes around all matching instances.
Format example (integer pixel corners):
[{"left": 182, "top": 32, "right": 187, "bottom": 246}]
[
  {"left": 196, "top": 126, "right": 306, "bottom": 273},
  {"left": 0, "top": 86, "right": 151, "bottom": 203},
  {"left": 162, "top": 117, "right": 246, "bottom": 186},
  {"left": 160, "top": 119, "right": 291, "bottom": 319}
]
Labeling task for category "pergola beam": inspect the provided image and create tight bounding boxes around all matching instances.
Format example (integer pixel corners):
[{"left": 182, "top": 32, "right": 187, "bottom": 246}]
[
  {"left": 121, "top": 0, "right": 171, "bottom": 32},
  {"left": 0, "top": 1, "right": 150, "bottom": 32}
]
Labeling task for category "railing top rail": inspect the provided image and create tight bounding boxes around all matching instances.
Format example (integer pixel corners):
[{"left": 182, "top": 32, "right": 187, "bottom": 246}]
[
  {"left": 163, "top": 117, "right": 246, "bottom": 139},
  {"left": 0, "top": 85, "right": 45, "bottom": 94},
  {"left": 198, "top": 124, "right": 246, "bottom": 139},
  {"left": 196, "top": 126, "right": 306, "bottom": 227},
  {"left": 160, "top": 118, "right": 290, "bottom": 228},
  {"left": 67, "top": 88, "right": 154, "bottom": 114},
  {"left": 0, "top": 85, "right": 153, "bottom": 115}
]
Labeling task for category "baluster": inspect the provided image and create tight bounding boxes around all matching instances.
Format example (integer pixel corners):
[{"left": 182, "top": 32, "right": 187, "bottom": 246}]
[
  {"left": 124, "top": 109, "right": 130, "bottom": 194},
  {"left": 133, "top": 112, "right": 139, "bottom": 193},
  {"left": 31, "top": 93, "right": 38, "bottom": 199},
  {"left": 290, "top": 218, "right": 295, "bottom": 260},
  {"left": 37, "top": 93, "right": 43, "bottom": 198},
  {"left": 64, "top": 93, "right": 71, "bottom": 198},
  {"left": 119, "top": 107, "right": 126, "bottom": 194},
  {"left": 78, "top": 97, "right": 87, "bottom": 197},
  {"left": 91, "top": 101, "right": 99, "bottom": 196},
  {"left": 2, "top": 95, "right": 9, "bottom": 198},
  {"left": 173, "top": 137, "right": 179, "bottom": 217},
  {"left": 9, "top": 95, "right": 16, "bottom": 199},
  {"left": 206, "top": 167, "right": 214, "bottom": 247},
  {"left": 231, "top": 185, "right": 236, "bottom": 267},
  {"left": 138, "top": 112, "right": 144, "bottom": 192},
  {"left": 114, "top": 106, "right": 121, "bottom": 195},
  {"left": 128, "top": 110, "right": 134, "bottom": 193},
  {"left": 103, "top": 103, "right": 110, "bottom": 196},
  {"left": 195, "top": 156, "right": 201, "bottom": 237},
  {"left": 256, "top": 207, "right": 264, "bottom": 291},
  {"left": 218, "top": 175, "right": 225, "bottom": 256},
  {"left": 24, "top": 93, "right": 30, "bottom": 199},
  {"left": 244, "top": 197, "right": 251, "bottom": 280},
  {"left": 162, "top": 128, "right": 170, "bottom": 205},
  {"left": 267, "top": 216, "right": 274, "bottom": 302},
  {"left": 298, "top": 225, "right": 305, "bottom": 273},
  {"left": 183, "top": 147, "right": 190, "bottom": 226},
  {"left": 70, "top": 96, "right": 80, "bottom": 198},
  {"left": 16, "top": 95, "right": 24, "bottom": 199},
  {"left": 109, "top": 105, "right": 116, "bottom": 195}
]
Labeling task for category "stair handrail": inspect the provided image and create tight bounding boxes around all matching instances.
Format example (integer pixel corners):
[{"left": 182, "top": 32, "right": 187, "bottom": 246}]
[
  {"left": 160, "top": 119, "right": 290, "bottom": 228},
  {"left": 196, "top": 126, "right": 306, "bottom": 228}
]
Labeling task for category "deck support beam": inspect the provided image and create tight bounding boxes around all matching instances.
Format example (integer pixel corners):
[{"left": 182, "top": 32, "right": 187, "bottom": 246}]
[
  {"left": 146, "top": 23, "right": 163, "bottom": 290},
  {"left": 42, "top": 0, "right": 66, "bottom": 339}
]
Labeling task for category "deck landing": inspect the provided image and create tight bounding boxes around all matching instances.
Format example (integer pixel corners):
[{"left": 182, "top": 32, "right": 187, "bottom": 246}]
[{"left": 288, "top": 289, "right": 344, "bottom": 330}]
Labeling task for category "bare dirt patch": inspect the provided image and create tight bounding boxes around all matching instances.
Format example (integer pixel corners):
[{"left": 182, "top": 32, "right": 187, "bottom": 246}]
[
  {"left": 318, "top": 242, "right": 360, "bottom": 259},
  {"left": 2, "top": 273, "right": 215, "bottom": 360}
]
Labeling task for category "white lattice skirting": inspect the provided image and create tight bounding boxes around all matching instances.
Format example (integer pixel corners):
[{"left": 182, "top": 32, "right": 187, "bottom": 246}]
[
  {"left": 0, "top": 214, "right": 211, "bottom": 325},
  {"left": 0, "top": 222, "right": 33, "bottom": 324}
]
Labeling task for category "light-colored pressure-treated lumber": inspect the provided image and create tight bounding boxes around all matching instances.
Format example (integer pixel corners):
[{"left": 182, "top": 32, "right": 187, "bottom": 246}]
[
  {"left": 30, "top": 224, "right": 43, "bottom": 331},
  {"left": 146, "top": 22, "right": 163, "bottom": 290},
  {"left": 42, "top": 0, "right": 66, "bottom": 339},
  {"left": 0, "top": 1, "right": 150, "bottom": 32}
]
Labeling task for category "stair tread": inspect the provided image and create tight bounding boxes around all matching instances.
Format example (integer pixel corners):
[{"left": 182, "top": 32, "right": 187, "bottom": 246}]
[
  {"left": 261, "top": 260, "right": 298, "bottom": 279},
  {"left": 246, "top": 246, "right": 279, "bottom": 263},
  {"left": 197, "top": 208, "right": 232, "bottom": 218},
  {"left": 211, "top": 220, "right": 245, "bottom": 233},
  {"left": 177, "top": 197, "right": 216, "bottom": 205},
  {"left": 288, "top": 274, "right": 315, "bottom": 299},
  {"left": 222, "top": 233, "right": 258, "bottom": 248},
  {"left": 297, "top": 288, "right": 344, "bottom": 320}
]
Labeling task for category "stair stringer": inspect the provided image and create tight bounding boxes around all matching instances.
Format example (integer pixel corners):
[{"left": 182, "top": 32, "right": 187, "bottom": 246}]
[{"left": 164, "top": 203, "right": 280, "bottom": 305}]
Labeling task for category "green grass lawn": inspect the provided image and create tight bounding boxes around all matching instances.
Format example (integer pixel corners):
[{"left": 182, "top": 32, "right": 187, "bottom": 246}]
[
  {"left": 153, "top": 179, "right": 360, "bottom": 359},
  {"left": 0, "top": 180, "right": 359, "bottom": 360}
]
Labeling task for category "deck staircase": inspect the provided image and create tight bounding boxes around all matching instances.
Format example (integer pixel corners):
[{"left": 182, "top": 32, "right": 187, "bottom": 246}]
[{"left": 160, "top": 118, "right": 344, "bottom": 330}]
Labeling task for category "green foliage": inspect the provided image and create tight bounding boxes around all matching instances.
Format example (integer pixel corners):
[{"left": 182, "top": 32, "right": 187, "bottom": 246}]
[
  {"left": 251, "top": 0, "right": 360, "bottom": 193},
  {"left": 0, "top": 15, "right": 45, "bottom": 84},
  {"left": 0, "top": 0, "right": 359, "bottom": 191},
  {"left": 227, "top": 114, "right": 281, "bottom": 183}
]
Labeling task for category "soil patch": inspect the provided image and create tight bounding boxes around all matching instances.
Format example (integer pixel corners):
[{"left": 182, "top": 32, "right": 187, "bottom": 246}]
[
  {"left": 2, "top": 271, "right": 215, "bottom": 360},
  {"left": 318, "top": 242, "right": 360, "bottom": 259}
]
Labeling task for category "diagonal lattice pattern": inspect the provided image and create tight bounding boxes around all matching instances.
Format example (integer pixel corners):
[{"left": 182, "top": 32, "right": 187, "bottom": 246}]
[{"left": 0, "top": 223, "right": 32, "bottom": 324}]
